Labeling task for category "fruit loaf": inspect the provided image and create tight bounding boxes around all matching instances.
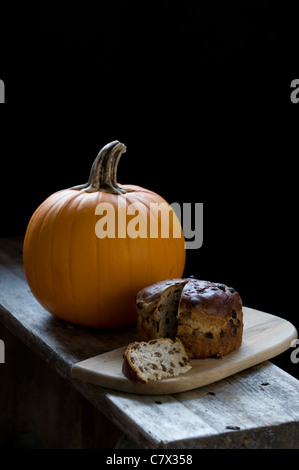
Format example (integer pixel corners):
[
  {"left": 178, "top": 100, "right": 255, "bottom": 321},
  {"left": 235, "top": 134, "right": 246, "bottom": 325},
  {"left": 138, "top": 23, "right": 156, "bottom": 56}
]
[
  {"left": 136, "top": 278, "right": 243, "bottom": 358},
  {"left": 122, "top": 338, "right": 192, "bottom": 384}
]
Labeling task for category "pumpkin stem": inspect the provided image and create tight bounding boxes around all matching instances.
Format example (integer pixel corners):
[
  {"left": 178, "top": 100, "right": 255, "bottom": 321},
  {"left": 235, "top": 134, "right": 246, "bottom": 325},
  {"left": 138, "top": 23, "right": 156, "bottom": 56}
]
[{"left": 72, "top": 140, "right": 132, "bottom": 195}]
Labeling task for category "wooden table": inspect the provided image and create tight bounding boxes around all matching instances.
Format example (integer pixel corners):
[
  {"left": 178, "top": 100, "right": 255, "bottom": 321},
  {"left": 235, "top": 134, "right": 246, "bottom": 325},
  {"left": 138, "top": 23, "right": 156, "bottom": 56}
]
[{"left": 1, "top": 237, "right": 299, "bottom": 449}]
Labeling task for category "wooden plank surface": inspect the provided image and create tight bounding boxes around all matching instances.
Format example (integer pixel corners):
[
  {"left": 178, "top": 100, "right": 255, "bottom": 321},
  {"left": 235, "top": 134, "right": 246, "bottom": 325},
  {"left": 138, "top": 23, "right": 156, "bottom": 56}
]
[
  {"left": 1, "top": 236, "right": 299, "bottom": 448},
  {"left": 71, "top": 307, "right": 297, "bottom": 394},
  {"left": 109, "top": 361, "right": 299, "bottom": 449}
]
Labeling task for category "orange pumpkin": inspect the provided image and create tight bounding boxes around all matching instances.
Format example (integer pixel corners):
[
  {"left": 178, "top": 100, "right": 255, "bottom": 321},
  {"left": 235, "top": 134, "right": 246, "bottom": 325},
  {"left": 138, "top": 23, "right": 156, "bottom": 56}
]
[{"left": 23, "top": 141, "right": 186, "bottom": 328}]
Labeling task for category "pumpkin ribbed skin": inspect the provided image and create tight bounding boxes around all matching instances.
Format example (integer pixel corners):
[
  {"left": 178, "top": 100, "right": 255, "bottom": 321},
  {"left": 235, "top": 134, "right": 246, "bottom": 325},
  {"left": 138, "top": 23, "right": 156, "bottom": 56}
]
[{"left": 23, "top": 146, "right": 186, "bottom": 329}]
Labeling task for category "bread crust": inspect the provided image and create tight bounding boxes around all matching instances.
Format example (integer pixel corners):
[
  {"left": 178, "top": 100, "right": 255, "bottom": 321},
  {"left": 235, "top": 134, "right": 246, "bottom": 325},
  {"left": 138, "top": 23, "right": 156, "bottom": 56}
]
[
  {"left": 136, "top": 279, "right": 189, "bottom": 341},
  {"left": 136, "top": 278, "right": 243, "bottom": 359},
  {"left": 136, "top": 278, "right": 188, "bottom": 309},
  {"left": 122, "top": 343, "right": 147, "bottom": 384}
]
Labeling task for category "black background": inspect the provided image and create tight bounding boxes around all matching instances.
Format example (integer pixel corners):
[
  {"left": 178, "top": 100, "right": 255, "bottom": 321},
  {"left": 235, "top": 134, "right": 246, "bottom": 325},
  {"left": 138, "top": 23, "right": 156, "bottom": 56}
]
[{"left": 0, "top": 0, "right": 298, "bottom": 378}]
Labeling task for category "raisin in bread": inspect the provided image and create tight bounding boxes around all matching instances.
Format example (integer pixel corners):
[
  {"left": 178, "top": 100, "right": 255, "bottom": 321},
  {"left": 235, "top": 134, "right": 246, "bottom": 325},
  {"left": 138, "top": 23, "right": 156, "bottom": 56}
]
[
  {"left": 136, "top": 278, "right": 243, "bottom": 359},
  {"left": 122, "top": 338, "right": 192, "bottom": 384}
]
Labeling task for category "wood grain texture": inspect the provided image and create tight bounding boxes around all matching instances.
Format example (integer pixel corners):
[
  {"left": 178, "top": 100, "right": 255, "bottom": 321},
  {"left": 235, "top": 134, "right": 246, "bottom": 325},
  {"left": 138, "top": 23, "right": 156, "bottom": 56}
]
[
  {"left": 109, "top": 361, "right": 299, "bottom": 448},
  {"left": 71, "top": 307, "right": 297, "bottom": 394},
  {"left": 1, "top": 236, "right": 299, "bottom": 448}
]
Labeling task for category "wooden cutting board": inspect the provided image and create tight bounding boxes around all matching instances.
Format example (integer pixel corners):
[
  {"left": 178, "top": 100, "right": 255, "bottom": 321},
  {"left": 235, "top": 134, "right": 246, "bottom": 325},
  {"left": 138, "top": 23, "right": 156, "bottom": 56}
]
[{"left": 71, "top": 306, "right": 298, "bottom": 395}]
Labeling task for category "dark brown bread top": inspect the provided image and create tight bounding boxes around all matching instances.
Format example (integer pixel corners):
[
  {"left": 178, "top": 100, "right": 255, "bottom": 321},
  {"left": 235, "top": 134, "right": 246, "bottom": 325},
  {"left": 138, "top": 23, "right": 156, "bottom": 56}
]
[
  {"left": 179, "top": 280, "right": 242, "bottom": 326},
  {"left": 137, "top": 278, "right": 242, "bottom": 324},
  {"left": 136, "top": 278, "right": 188, "bottom": 307}
]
